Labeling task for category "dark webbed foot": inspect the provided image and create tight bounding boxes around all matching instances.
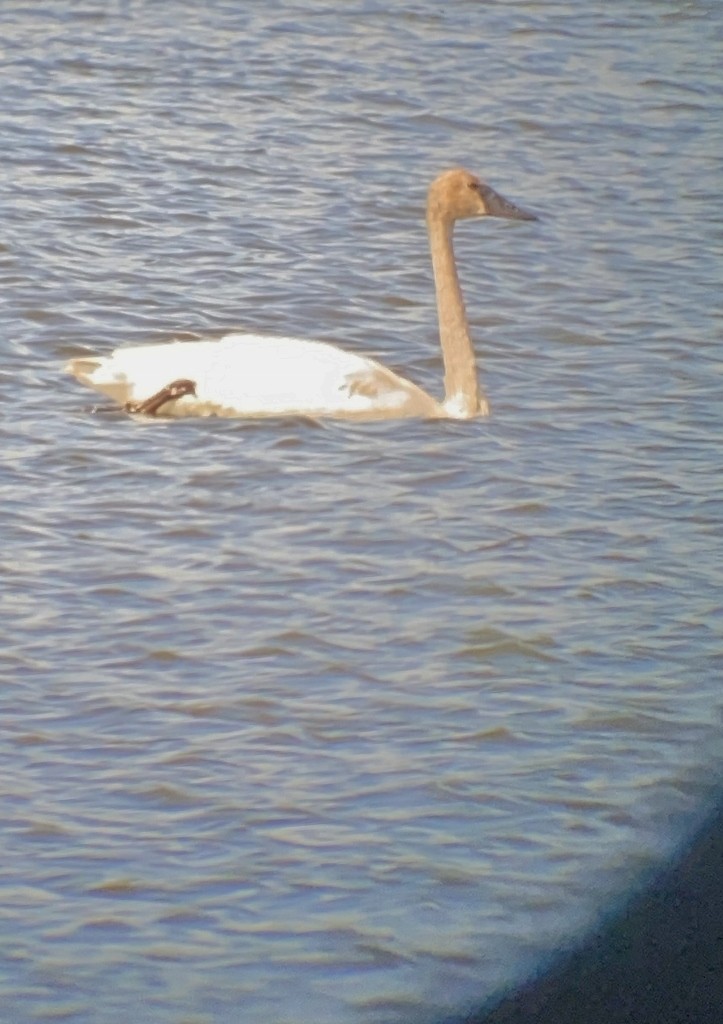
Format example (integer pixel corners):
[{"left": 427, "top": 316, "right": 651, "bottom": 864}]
[{"left": 125, "top": 379, "right": 197, "bottom": 416}]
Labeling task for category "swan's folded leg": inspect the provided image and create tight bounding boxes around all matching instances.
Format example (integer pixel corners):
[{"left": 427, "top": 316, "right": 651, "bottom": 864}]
[{"left": 125, "top": 379, "right": 197, "bottom": 416}]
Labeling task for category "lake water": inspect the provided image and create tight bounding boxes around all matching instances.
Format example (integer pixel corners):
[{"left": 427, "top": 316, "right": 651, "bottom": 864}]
[{"left": 1, "top": 1, "right": 722, "bottom": 1022}]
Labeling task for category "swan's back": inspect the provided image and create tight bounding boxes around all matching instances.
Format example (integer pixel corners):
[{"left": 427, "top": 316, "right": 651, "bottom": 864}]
[{"left": 67, "top": 333, "right": 440, "bottom": 419}]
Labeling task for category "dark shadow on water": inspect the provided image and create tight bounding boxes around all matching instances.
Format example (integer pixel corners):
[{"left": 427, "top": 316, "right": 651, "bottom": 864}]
[{"left": 446, "top": 801, "right": 723, "bottom": 1024}]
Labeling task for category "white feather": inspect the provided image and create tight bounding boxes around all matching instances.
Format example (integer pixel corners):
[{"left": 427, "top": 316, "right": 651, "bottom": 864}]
[{"left": 70, "top": 333, "right": 432, "bottom": 419}]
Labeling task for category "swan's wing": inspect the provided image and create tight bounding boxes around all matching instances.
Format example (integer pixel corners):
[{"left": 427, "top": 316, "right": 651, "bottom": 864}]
[{"left": 217, "top": 335, "right": 435, "bottom": 415}]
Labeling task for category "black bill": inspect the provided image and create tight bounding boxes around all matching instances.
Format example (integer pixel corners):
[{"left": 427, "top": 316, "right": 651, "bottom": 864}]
[{"left": 479, "top": 183, "right": 538, "bottom": 221}]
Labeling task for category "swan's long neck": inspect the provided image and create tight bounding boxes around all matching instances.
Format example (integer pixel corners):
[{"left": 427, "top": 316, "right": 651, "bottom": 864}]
[{"left": 427, "top": 212, "right": 480, "bottom": 418}]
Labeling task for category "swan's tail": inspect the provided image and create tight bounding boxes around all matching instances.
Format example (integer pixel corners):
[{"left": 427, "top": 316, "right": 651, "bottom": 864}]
[{"left": 66, "top": 357, "right": 132, "bottom": 404}]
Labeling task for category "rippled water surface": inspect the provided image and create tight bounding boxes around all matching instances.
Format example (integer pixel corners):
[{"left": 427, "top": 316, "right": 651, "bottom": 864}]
[{"left": 2, "top": 1, "right": 722, "bottom": 1022}]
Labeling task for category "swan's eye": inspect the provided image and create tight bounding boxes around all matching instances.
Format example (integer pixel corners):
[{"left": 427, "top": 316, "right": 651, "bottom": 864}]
[{"left": 468, "top": 180, "right": 482, "bottom": 192}]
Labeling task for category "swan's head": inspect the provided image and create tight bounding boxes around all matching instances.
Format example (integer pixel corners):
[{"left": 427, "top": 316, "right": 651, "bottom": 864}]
[{"left": 428, "top": 168, "right": 537, "bottom": 223}]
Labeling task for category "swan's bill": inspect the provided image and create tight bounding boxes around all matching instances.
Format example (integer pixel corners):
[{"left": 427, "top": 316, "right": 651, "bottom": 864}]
[{"left": 474, "top": 182, "right": 537, "bottom": 221}]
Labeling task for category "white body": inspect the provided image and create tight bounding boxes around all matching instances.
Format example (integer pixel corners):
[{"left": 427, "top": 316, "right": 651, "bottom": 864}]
[{"left": 70, "top": 332, "right": 445, "bottom": 419}]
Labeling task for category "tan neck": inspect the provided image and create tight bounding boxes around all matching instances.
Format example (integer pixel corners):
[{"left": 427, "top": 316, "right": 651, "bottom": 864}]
[{"left": 427, "top": 212, "right": 480, "bottom": 417}]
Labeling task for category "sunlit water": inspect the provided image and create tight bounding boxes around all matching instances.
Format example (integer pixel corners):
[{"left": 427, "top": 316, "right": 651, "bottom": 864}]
[{"left": 1, "top": 2, "right": 722, "bottom": 1022}]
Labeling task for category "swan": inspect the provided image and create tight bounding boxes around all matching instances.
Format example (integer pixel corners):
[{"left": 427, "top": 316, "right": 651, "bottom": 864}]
[{"left": 66, "top": 168, "right": 536, "bottom": 420}]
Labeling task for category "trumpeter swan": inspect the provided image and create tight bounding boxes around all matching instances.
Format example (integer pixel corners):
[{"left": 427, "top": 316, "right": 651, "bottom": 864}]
[{"left": 66, "top": 168, "right": 536, "bottom": 420}]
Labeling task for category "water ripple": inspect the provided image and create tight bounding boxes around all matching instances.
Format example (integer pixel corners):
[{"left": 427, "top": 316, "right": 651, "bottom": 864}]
[{"left": 1, "top": 1, "right": 722, "bottom": 1022}]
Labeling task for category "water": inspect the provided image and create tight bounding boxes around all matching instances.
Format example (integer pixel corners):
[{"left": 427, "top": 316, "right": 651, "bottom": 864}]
[{"left": 1, "top": 1, "right": 722, "bottom": 1022}]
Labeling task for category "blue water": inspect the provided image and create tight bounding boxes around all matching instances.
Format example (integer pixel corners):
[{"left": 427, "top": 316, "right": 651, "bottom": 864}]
[{"left": 1, "top": 2, "right": 722, "bottom": 1021}]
